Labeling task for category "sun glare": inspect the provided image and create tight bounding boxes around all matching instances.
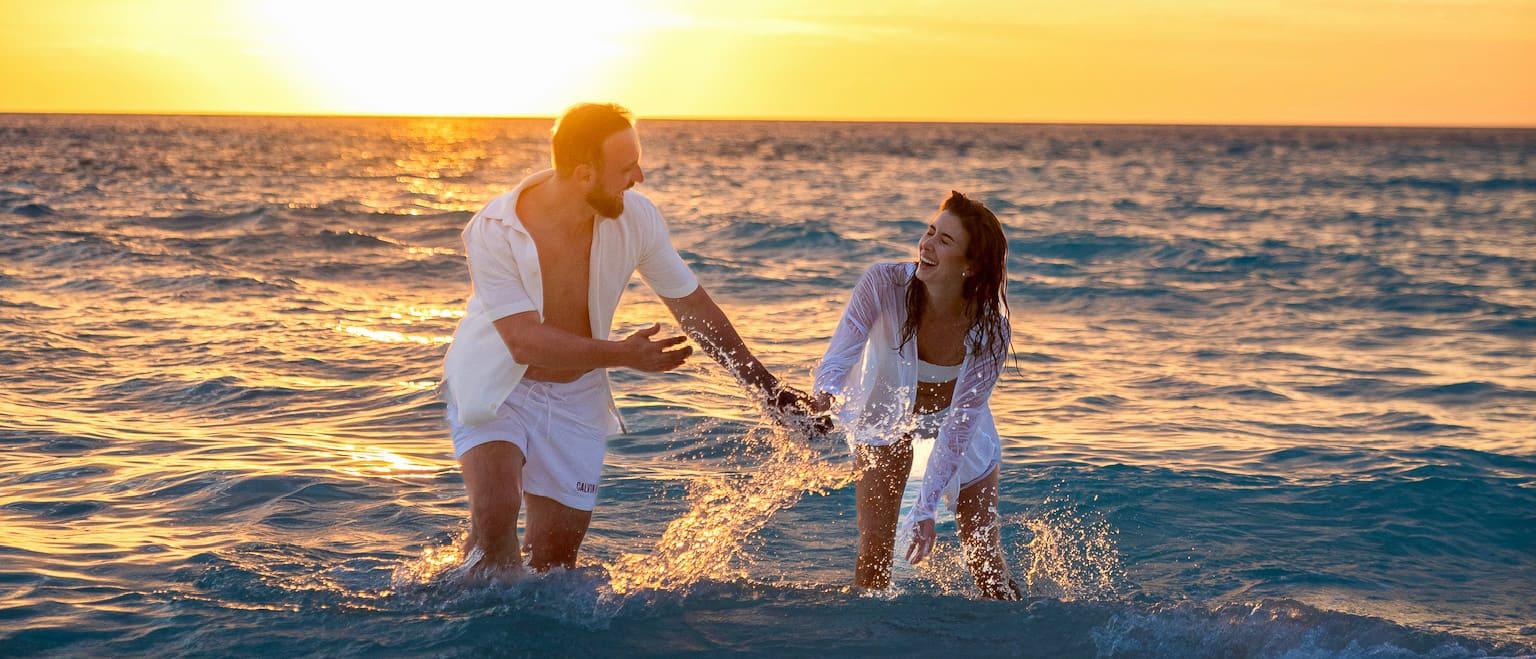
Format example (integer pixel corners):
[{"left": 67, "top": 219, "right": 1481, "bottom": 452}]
[
  {"left": 0, "top": 0, "right": 1530, "bottom": 124},
  {"left": 243, "top": 0, "right": 646, "bottom": 116}
]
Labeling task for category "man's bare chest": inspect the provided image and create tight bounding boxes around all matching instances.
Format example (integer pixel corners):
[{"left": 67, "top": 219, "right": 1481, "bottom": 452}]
[{"left": 528, "top": 227, "right": 594, "bottom": 334}]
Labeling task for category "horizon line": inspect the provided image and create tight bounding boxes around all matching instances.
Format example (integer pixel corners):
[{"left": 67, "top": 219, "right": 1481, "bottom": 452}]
[{"left": 3, "top": 109, "right": 1534, "bottom": 131}]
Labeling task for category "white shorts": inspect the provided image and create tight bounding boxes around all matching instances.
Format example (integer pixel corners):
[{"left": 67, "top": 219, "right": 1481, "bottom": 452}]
[
  {"left": 853, "top": 411, "right": 1002, "bottom": 488},
  {"left": 444, "top": 370, "right": 620, "bottom": 512},
  {"left": 960, "top": 428, "right": 1001, "bottom": 490},
  {"left": 894, "top": 410, "right": 1002, "bottom": 512}
]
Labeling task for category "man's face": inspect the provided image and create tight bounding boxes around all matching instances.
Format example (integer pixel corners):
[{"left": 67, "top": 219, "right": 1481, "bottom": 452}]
[{"left": 585, "top": 127, "right": 645, "bottom": 218}]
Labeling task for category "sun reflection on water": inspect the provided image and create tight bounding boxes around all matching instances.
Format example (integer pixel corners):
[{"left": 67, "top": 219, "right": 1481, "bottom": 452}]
[
  {"left": 337, "top": 324, "right": 453, "bottom": 345},
  {"left": 343, "top": 447, "right": 439, "bottom": 478}
]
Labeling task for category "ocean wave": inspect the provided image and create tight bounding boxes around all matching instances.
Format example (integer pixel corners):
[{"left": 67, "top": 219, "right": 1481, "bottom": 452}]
[
  {"left": 130, "top": 206, "right": 272, "bottom": 232},
  {"left": 316, "top": 229, "right": 397, "bottom": 250},
  {"left": 25, "top": 235, "right": 160, "bottom": 267},
  {"left": 137, "top": 533, "right": 1529, "bottom": 657},
  {"left": 1010, "top": 232, "right": 1159, "bottom": 261},
  {"left": 94, "top": 375, "right": 307, "bottom": 412},
  {"left": 179, "top": 475, "right": 379, "bottom": 519},
  {"left": 1239, "top": 443, "right": 1517, "bottom": 479},
  {"left": 706, "top": 217, "right": 868, "bottom": 253},
  {"left": 1473, "top": 316, "right": 1536, "bottom": 338},
  {"left": 2, "top": 499, "right": 106, "bottom": 521},
  {"left": 1344, "top": 411, "right": 1475, "bottom": 436},
  {"left": 10, "top": 202, "right": 55, "bottom": 217},
  {"left": 1307, "top": 292, "right": 1502, "bottom": 315},
  {"left": 0, "top": 431, "right": 110, "bottom": 456},
  {"left": 133, "top": 274, "right": 297, "bottom": 295},
  {"left": 1380, "top": 175, "right": 1536, "bottom": 194},
  {"left": 284, "top": 203, "right": 473, "bottom": 225},
  {"left": 1089, "top": 598, "right": 1527, "bottom": 658},
  {"left": 1007, "top": 280, "right": 1208, "bottom": 314},
  {"left": 1128, "top": 375, "right": 1291, "bottom": 402},
  {"left": 301, "top": 254, "right": 464, "bottom": 282},
  {"left": 1298, "top": 379, "right": 1536, "bottom": 405},
  {"left": 133, "top": 563, "right": 1536, "bottom": 657}
]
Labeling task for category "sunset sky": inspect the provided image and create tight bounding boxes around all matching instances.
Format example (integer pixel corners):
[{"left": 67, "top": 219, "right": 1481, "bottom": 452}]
[{"left": 2, "top": 0, "right": 1533, "bottom": 126}]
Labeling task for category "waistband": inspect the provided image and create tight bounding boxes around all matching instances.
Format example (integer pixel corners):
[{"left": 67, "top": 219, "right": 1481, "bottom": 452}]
[
  {"left": 515, "top": 368, "right": 622, "bottom": 436},
  {"left": 517, "top": 368, "right": 607, "bottom": 393}
]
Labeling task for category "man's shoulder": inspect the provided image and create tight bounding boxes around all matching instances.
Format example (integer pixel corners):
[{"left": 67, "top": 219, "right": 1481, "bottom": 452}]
[
  {"left": 620, "top": 189, "right": 661, "bottom": 220},
  {"left": 477, "top": 189, "right": 522, "bottom": 221},
  {"left": 477, "top": 169, "right": 554, "bottom": 223},
  {"left": 613, "top": 190, "right": 667, "bottom": 244}
]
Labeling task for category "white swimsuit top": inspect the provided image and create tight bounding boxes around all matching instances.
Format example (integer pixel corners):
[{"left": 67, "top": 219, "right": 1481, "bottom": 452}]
[{"left": 916, "top": 357, "right": 962, "bottom": 383}]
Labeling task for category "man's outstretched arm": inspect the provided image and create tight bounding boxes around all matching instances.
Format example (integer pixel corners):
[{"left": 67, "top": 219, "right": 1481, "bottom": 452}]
[{"left": 661, "top": 285, "right": 816, "bottom": 413}]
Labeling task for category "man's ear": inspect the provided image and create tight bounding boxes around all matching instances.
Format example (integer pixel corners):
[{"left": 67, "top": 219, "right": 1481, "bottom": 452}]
[{"left": 572, "top": 162, "right": 596, "bottom": 187}]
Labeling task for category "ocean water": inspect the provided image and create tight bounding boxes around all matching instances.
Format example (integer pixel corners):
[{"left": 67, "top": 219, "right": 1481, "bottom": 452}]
[{"left": 1, "top": 114, "right": 1533, "bottom": 657}]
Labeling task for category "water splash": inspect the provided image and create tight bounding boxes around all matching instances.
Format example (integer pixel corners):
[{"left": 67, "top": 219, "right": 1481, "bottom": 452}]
[
  {"left": 898, "top": 496, "right": 1126, "bottom": 600},
  {"left": 389, "top": 533, "right": 475, "bottom": 589},
  {"left": 603, "top": 422, "right": 852, "bottom": 595},
  {"left": 1017, "top": 499, "right": 1129, "bottom": 601},
  {"left": 386, "top": 415, "right": 853, "bottom": 617}
]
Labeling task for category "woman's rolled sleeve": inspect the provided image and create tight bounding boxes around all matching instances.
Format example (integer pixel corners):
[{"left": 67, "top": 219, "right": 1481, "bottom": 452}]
[{"left": 813, "top": 264, "right": 885, "bottom": 398}]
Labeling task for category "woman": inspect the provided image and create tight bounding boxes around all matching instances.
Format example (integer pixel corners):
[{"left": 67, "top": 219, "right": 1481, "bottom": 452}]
[{"left": 812, "top": 191, "right": 1018, "bottom": 599}]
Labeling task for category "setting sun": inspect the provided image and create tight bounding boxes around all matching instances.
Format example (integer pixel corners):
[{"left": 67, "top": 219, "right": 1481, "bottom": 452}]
[{"left": 241, "top": 0, "right": 657, "bottom": 116}]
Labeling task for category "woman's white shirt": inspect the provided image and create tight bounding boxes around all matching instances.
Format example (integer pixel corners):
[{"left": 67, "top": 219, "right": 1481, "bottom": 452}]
[{"left": 813, "top": 262, "right": 1008, "bottom": 523}]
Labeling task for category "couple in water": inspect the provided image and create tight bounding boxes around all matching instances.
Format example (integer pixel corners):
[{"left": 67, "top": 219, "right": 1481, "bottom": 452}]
[{"left": 440, "top": 103, "right": 1018, "bottom": 599}]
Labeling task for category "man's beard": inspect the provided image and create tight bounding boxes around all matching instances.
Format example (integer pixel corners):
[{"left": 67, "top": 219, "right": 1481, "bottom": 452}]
[{"left": 586, "top": 186, "right": 625, "bottom": 218}]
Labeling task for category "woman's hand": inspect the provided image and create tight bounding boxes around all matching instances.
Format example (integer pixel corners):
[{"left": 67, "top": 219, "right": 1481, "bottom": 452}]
[
  {"left": 768, "top": 385, "right": 834, "bottom": 435},
  {"left": 905, "top": 518, "right": 937, "bottom": 564},
  {"left": 810, "top": 391, "right": 834, "bottom": 414}
]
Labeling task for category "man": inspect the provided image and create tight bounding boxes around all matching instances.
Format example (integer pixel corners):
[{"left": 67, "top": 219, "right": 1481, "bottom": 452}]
[{"left": 440, "top": 103, "right": 817, "bottom": 575}]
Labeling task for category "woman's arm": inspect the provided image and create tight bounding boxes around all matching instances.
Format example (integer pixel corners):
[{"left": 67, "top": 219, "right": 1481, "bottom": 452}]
[
  {"left": 910, "top": 322, "right": 1009, "bottom": 523},
  {"left": 812, "top": 264, "right": 890, "bottom": 406}
]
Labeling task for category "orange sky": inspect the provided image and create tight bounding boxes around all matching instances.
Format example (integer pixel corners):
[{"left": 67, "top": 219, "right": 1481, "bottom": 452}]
[{"left": 1, "top": 0, "right": 1533, "bottom": 126}]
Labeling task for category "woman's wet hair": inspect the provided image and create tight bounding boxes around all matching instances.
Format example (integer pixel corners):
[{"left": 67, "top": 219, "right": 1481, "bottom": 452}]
[{"left": 899, "top": 191, "right": 1012, "bottom": 369}]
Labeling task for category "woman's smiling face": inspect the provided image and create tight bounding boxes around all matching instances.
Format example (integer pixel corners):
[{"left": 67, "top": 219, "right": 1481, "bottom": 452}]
[{"left": 915, "top": 209, "right": 971, "bottom": 285}]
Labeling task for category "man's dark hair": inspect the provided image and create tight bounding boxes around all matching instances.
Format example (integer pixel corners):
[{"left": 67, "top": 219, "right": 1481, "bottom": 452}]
[{"left": 551, "top": 103, "right": 634, "bottom": 177}]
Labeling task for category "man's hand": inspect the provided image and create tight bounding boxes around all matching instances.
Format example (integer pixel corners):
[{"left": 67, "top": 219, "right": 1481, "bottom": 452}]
[{"left": 618, "top": 323, "right": 692, "bottom": 372}]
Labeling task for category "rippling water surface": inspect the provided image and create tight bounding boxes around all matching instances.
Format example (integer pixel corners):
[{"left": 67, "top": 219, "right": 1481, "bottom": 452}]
[{"left": 1, "top": 115, "right": 1533, "bottom": 657}]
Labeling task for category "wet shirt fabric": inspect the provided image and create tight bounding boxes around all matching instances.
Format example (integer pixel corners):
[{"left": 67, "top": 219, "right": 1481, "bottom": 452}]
[
  {"left": 813, "top": 262, "right": 1009, "bottom": 523},
  {"left": 441, "top": 169, "right": 700, "bottom": 428}
]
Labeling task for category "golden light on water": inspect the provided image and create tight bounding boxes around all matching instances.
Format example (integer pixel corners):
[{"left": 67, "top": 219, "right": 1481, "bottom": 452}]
[
  {"left": 338, "top": 324, "right": 453, "bottom": 345},
  {"left": 344, "top": 446, "right": 439, "bottom": 476}
]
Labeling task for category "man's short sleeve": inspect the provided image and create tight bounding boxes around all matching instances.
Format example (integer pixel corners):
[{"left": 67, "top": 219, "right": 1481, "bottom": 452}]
[
  {"left": 463, "top": 217, "right": 537, "bottom": 321},
  {"left": 636, "top": 202, "right": 699, "bottom": 299}
]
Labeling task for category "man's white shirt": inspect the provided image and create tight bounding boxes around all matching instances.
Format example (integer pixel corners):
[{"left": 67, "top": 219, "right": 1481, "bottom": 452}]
[{"left": 441, "top": 169, "right": 699, "bottom": 428}]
